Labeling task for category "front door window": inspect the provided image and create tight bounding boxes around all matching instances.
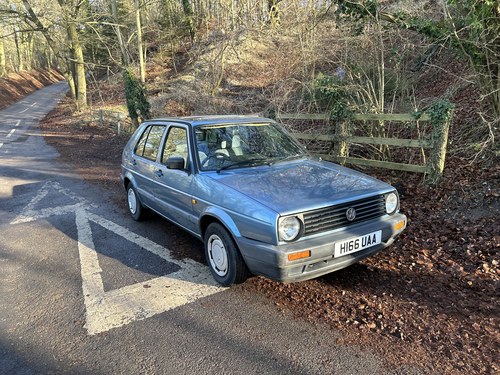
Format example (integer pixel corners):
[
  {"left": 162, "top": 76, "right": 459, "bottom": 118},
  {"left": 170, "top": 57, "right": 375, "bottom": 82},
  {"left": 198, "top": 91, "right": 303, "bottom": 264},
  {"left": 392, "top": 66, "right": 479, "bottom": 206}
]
[{"left": 162, "top": 127, "right": 189, "bottom": 168}]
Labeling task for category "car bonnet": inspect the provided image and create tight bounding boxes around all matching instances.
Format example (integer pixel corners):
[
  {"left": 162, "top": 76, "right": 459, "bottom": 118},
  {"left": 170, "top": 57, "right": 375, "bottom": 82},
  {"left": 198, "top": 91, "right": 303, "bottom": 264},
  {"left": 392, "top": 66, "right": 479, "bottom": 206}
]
[{"left": 208, "top": 159, "right": 394, "bottom": 214}]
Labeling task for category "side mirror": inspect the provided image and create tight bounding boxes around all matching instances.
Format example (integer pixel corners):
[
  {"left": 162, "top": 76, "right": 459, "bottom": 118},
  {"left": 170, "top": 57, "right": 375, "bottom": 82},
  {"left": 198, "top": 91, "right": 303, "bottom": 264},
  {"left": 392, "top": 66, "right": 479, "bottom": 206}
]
[{"left": 166, "top": 156, "right": 185, "bottom": 170}]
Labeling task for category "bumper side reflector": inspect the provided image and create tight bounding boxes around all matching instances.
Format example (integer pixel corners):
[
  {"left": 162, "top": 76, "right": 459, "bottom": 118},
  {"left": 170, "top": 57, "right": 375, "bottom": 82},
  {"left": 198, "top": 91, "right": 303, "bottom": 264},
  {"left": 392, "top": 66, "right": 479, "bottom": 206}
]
[
  {"left": 394, "top": 220, "right": 406, "bottom": 231},
  {"left": 288, "top": 250, "right": 311, "bottom": 261}
]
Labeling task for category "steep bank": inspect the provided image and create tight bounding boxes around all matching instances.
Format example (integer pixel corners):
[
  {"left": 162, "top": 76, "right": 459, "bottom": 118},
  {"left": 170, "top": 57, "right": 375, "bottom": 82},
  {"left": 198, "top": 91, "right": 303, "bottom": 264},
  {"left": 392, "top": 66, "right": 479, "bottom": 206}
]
[{"left": 0, "top": 69, "right": 64, "bottom": 110}]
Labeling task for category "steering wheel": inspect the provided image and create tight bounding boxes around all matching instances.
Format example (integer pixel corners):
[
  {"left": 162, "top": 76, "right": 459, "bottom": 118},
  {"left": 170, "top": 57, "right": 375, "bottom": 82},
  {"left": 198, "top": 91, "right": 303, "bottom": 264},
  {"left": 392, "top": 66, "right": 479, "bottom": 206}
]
[{"left": 202, "top": 152, "right": 231, "bottom": 167}]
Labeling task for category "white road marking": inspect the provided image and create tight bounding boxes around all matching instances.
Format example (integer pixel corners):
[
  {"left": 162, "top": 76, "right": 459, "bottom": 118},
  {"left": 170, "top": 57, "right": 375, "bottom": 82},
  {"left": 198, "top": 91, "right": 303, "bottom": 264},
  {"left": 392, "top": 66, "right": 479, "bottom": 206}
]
[
  {"left": 6, "top": 129, "right": 15, "bottom": 138},
  {"left": 19, "top": 102, "right": 37, "bottom": 114},
  {"left": 12, "top": 181, "right": 225, "bottom": 335},
  {"left": 14, "top": 120, "right": 21, "bottom": 127},
  {"left": 0, "top": 143, "right": 3, "bottom": 149},
  {"left": 10, "top": 181, "right": 95, "bottom": 225}
]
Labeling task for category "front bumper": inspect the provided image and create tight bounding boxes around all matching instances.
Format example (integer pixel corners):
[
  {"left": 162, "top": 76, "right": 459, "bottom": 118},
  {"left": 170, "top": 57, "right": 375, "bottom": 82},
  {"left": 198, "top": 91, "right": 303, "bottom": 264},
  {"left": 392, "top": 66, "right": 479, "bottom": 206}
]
[{"left": 236, "top": 213, "right": 406, "bottom": 282}]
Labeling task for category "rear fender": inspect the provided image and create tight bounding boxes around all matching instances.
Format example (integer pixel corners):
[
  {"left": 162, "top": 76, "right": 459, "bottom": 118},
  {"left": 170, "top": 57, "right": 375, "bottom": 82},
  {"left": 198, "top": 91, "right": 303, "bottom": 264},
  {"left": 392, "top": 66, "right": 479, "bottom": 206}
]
[{"left": 122, "top": 169, "right": 138, "bottom": 190}]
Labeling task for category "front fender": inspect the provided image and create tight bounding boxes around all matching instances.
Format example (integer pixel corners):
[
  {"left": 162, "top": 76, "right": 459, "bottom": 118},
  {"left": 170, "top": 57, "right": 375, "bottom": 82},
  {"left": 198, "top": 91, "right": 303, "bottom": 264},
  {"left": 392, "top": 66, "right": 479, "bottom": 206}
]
[{"left": 200, "top": 206, "right": 242, "bottom": 239}]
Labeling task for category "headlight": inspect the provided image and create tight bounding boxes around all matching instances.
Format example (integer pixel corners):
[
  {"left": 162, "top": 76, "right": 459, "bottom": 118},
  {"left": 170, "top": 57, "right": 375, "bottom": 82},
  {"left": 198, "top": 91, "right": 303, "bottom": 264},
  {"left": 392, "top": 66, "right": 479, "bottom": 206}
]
[
  {"left": 278, "top": 216, "right": 302, "bottom": 242},
  {"left": 385, "top": 192, "right": 398, "bottom": 214}
]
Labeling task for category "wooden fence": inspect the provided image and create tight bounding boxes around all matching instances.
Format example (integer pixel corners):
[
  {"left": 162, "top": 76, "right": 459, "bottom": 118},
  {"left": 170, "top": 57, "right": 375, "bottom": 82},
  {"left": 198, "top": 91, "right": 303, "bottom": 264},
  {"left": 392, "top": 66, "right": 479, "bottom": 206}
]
[
  {"left": 90, "top": 109, "right": 130, "bottom": 135},
  {"left": 276, "top": 112, "right": 451, "bottom": 184}
]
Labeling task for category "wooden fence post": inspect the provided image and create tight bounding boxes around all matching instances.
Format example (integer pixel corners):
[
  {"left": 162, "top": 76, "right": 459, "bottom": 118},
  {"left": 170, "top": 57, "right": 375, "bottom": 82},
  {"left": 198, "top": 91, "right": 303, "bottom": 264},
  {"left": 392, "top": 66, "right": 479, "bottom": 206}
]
[
  {"left": 98, "top": 109, "right": 104, "bottom": 126},
  {"left": 426, "top": 117, "right": 451, "bottom": 185},
  {"left": 335, "top": 120, "right": 348, "bottom": 164}
]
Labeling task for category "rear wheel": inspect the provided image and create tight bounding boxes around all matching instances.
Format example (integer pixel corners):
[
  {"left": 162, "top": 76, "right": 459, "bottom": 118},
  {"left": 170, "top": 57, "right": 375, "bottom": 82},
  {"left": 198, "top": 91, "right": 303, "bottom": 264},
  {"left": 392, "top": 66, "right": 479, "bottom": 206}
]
[
  {"left": 204, "top": 223, "right": 249, "bottom": 286},
  {"left": 127, "top": 183, "right": 144, "bottom": 221}
]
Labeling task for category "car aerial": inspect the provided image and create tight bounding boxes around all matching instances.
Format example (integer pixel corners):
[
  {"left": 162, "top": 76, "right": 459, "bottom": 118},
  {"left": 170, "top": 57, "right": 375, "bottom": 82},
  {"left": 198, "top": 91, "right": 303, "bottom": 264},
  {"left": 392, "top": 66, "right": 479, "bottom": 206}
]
[{"left": 121, "top": 116, "right": 407, "bottom": 286}]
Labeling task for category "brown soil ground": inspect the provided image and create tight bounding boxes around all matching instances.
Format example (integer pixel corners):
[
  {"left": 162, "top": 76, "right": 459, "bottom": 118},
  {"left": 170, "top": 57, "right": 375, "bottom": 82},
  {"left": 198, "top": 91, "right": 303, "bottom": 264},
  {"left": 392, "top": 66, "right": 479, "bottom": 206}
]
[
  {"left": 0, "top": 69, "right": 64, "bottom": 110},
  {"left": 39, "top": 95, "right": 499, "bottom": 375}
]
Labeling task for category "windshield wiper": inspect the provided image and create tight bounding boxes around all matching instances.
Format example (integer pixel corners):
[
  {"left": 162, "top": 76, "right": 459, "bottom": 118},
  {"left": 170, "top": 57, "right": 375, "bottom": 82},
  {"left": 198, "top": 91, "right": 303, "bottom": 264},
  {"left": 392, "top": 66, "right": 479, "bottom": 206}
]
[{"left": 217, "top": 158, "right": 270, "bottom": 172}]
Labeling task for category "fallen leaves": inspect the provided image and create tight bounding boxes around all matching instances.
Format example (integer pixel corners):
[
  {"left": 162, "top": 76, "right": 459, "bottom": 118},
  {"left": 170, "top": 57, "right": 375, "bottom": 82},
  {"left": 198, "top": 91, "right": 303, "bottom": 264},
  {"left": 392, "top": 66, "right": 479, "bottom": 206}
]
[{"left": 243, "top": 157, "right": 499, "bottom": 374}]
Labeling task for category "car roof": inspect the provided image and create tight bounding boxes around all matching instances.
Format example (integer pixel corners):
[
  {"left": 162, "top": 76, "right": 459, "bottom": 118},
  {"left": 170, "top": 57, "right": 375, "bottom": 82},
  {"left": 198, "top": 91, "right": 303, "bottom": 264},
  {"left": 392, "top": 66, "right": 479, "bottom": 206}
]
[{"left": 146, "top": 115, "right": 274, "bottom": 127}]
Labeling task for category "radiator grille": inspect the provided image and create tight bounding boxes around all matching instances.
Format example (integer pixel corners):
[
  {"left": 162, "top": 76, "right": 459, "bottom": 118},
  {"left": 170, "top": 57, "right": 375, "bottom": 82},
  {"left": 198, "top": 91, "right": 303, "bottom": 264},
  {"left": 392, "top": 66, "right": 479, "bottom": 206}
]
[{"left": 303, "top": 195, "right": 386, "bottom": 236}]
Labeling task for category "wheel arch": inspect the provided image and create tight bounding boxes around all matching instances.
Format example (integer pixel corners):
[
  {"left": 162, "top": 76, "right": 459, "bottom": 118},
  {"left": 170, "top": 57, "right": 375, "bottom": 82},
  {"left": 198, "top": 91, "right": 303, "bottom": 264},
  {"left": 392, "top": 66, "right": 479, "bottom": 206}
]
[
  {"left": 122, "top": 170, "right": 137, "bottom": 191},
  {"left": 202, "top": 214, "right": 250, "bottom": 286},
  {"left": 199, "top": 208, "right": 242, "bottom": 242}
]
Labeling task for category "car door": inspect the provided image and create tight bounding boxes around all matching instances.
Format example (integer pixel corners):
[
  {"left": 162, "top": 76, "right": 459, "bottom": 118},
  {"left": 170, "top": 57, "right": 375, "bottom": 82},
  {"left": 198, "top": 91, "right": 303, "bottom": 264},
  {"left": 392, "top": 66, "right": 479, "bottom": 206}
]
[
  {"left": 131, "top": 124, "right": 166, "bottom": 208},
  {"left": 151, "top": 124, "right": 197, "bottom": 233}
]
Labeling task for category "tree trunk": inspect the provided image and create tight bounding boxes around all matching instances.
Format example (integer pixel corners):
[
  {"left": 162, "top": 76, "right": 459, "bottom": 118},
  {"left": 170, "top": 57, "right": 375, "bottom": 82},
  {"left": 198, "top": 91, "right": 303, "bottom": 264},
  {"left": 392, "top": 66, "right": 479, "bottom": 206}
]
[
  {"left": 66, "top": 21, "right": 87, "bottom": 111},
  {"left": 63, "top": 68, "right": 77, "bottom": 100},
  {"left": 14, "top": 30, "right": 24, "bottom": 72},
  {"left": 0, "top": 37, "right": 5, "bottom": 76},
  {"left": 135, "top": 0, "right": 146, "bottom": 83},
  {"left": 26, "top": 32, "right": 34, "bottom": 70},
  {"left": 111, "top": 0, "right": 129, "bottom": 66}
]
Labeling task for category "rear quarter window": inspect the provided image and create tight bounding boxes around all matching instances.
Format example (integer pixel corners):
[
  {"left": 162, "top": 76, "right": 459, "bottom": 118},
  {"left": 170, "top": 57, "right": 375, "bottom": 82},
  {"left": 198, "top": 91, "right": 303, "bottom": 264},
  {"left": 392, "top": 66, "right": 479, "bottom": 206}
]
[{"left": 134, "top": 125, "right": 165, "bottom": 161}]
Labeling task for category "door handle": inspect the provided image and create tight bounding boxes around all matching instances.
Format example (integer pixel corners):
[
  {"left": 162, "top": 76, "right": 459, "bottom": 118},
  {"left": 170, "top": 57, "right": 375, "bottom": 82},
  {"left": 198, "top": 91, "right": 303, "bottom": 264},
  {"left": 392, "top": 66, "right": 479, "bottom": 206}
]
[
  {"left": 131, "top": 159, "right": 137, "bottom": 166},
  {"left": 155, "top": 169, "right": 164, "bottom": 177}
]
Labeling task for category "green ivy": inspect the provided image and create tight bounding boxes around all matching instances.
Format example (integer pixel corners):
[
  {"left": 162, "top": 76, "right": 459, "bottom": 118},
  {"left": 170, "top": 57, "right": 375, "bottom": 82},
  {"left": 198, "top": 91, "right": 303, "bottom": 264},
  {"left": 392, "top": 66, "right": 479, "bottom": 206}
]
[
  {"left": 411, "top": 111, "right": 423, "bottom": 120},
  {"left": 427, "top": 100, "right": 455, "bottom": 153},
  {"left": 424, "top": 99, "right": 455, "bottom": 184},
  {"left": 308, "top": 72, "right": 354, "bottom": 122},
  {"left": 123, "top": 68, "right": 151, "bottom": 126},
  {"left": 335, "top": 0, "right": 378, "bottom": 34}
]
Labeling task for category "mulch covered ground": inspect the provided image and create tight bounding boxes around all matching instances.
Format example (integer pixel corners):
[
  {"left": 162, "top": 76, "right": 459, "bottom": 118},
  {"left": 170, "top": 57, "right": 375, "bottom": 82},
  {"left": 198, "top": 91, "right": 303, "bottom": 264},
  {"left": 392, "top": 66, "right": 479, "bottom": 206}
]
[{"left": 40, "top": 98, "right": 499, "bottom": 374}]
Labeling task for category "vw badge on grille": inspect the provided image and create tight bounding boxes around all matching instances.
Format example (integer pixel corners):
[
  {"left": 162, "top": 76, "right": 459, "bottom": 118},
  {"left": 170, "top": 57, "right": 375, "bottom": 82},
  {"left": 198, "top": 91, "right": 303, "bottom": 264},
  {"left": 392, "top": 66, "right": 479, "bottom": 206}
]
[{"left": 346, "top": 207, "right": 356, "bottom": 221}]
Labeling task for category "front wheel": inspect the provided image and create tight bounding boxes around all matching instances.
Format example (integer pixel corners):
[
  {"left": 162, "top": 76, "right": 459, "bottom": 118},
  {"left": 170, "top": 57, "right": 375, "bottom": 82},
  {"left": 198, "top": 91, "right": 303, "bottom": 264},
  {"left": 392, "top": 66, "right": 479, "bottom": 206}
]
[
  {"left": 126, "top": 183, "right": 144, "bottom": 221},
  {"left": 204, "top": 223, "right": 249, "bottom": 286}
]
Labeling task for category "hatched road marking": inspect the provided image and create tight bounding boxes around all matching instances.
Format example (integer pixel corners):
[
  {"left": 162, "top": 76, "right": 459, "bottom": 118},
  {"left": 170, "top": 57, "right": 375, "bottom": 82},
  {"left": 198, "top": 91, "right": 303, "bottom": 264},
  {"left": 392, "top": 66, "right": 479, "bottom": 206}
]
[{"left": 11, "top": 181, "right": 224, "bottom": 335}]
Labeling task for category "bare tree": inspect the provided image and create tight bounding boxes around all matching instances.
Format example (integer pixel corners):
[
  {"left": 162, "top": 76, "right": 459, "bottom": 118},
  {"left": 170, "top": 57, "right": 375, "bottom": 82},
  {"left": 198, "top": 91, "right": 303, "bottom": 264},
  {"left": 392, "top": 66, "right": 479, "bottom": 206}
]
[
  {"left": 57, "top": 0, "right": 88, "bottom": 110},
  {"left": 135, "top": 0, "right": 145, "bottom": 82}
]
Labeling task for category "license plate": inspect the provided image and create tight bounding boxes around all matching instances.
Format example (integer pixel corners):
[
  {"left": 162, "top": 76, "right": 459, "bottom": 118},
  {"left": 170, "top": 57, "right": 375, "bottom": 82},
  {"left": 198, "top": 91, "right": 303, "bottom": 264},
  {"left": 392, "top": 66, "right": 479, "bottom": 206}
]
[{"left": 334, "top": 230, "right": 382, "bottom": 258}]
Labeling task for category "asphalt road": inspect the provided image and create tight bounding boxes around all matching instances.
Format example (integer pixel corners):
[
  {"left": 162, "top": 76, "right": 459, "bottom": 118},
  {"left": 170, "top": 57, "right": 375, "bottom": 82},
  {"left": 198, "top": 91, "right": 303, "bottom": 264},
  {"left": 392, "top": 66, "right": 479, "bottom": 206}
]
[{"left": 0, "top": 84, "right": 421, "bottom": 375}]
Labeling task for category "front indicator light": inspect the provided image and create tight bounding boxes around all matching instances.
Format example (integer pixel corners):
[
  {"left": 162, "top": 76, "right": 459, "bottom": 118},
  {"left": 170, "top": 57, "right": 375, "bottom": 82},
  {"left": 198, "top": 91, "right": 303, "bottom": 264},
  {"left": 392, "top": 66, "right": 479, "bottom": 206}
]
[
  {"left": 394, "top": 220, "right": 406, "bottom": 231},
  {"left": 288, "top": 250, "right": 311, "bottom": 261}
]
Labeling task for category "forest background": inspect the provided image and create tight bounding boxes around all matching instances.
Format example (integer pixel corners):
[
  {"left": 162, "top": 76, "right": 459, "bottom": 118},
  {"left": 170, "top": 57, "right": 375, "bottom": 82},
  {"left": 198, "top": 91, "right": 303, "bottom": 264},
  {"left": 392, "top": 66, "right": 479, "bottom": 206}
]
[{"left": 0, "top": 0, "right": 498, "bottom": 161}]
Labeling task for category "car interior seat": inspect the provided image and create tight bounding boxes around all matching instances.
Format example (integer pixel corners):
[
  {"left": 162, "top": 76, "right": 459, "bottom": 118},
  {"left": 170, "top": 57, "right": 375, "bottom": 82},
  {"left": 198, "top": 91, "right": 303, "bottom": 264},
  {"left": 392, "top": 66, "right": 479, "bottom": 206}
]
[{"left": 231, "top": 134, "right": 243, "bottom": 156}]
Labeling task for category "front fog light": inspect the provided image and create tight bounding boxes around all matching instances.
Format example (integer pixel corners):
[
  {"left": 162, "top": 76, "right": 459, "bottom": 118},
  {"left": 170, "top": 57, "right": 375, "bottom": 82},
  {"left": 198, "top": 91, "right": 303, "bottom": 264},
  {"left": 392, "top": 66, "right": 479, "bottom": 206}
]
[
  {"left": 385, "top": 192, "right": 398, "bottom": 214},
  {"left": 278, "top": 216, "right": 302, "bottom": 241}
]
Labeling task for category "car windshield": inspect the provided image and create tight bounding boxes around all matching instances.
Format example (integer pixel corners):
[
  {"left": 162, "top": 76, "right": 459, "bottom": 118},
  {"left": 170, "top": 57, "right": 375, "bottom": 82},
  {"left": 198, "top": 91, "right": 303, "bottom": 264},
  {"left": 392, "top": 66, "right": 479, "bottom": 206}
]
[{"left": 195, "top": 122, "right": 306, "bottom": 172}]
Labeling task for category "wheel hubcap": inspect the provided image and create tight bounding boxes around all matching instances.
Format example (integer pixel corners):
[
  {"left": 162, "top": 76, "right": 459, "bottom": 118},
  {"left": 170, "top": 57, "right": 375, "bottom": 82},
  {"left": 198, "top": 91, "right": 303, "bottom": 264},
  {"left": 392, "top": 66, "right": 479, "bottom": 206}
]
[
  {"left": 208, "top": 234, "right": 228, "bottom": 277},
  {"left": 127, "top": 188, "right": 137, "bottom": 214}
]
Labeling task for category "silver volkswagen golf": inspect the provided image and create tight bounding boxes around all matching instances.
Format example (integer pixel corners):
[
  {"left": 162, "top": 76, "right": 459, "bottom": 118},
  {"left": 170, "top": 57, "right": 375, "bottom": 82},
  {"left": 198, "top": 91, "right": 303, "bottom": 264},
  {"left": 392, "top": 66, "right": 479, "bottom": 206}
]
[{"left": 121, "top": 116, "right": 406, "bottom": 286}]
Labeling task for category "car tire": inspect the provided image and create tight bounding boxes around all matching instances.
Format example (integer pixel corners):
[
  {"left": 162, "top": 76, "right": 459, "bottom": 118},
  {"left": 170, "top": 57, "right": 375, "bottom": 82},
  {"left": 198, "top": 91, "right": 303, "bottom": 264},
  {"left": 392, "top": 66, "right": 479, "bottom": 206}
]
[
  {"left": 204, "top": 223, "right": 249, "bottom": 286},
  {"left": 126, "top": 183, "right": 144, "bottom": 221}
]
